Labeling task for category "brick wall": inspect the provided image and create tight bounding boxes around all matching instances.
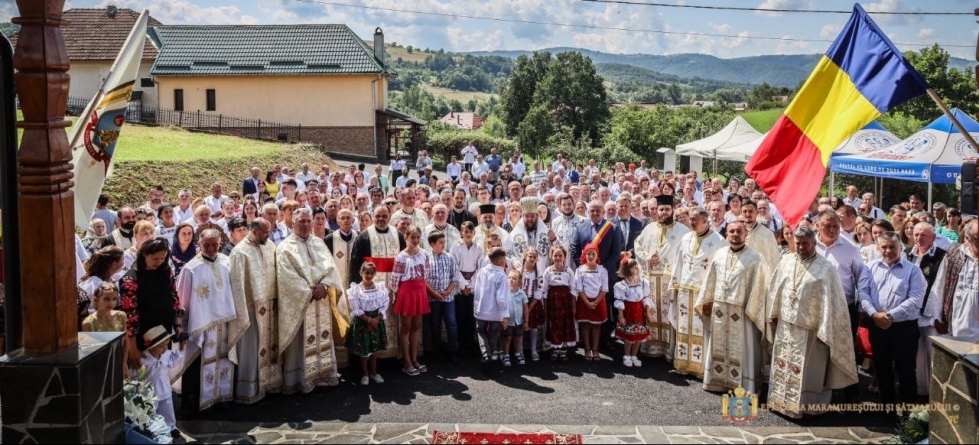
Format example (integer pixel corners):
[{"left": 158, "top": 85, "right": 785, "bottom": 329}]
[{"left": 301, "top": 126, "right": 376, "bottom": 158}]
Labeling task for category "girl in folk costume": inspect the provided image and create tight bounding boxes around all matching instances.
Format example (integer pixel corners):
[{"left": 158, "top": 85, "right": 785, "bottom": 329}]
[
  {"left": 520, "top": 249, "right": 546, "bottom": 361},
  {"left": 574, "top": 243, "right": 609, "bottom": 362},
  {"left": 347, "top": 262, "right": 390, "bottom": 386},
  {"left": 81, "top": 282, "right": 127, "bottom": 333},
  {"left": 614, "top": 257, "right": 653, "bottom": 368},
  {"left": 542, "top": 245, "right": 578, "bottom": 361},
  {"left": 389, "top": 225, "right": 431, "bottom": 377}
]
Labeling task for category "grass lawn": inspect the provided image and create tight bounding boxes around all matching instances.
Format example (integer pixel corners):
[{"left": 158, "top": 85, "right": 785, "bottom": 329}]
[
  {"left": 421, "top": 83, "right": 497, "bottom": 103},
  {"left": 740, "top": 109, "right": 784, "bottom": 132},
  {"left": 16, "top": 112, "right": 289, "bottom": 162},
  {"left": 107, "top": 124, "right": 289, "bottom": 162}
]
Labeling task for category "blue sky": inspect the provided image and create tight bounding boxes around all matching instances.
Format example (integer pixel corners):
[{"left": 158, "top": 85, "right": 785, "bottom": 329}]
[{"left": 2, "top": 0, "right": 977, "bottom": 59}]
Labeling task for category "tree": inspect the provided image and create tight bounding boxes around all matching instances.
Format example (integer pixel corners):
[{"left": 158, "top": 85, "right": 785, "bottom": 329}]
[
  {"left": 666, "top": 83, "right": 682, "bottom": 105},
  {"left": 406, "top": 45, "right": 413, "bottom": 53},
  {"left": 535, "top": 52, "right": 611, "bottom": 144},
  {"left": 499, "top": 51, "right": 551, "bottom": 137},
  {"left": 897, "top": 44, "right": 978, "bottom": 122},
  {"left": 517, "top": 105, "right": 554, "bottom": 161}
]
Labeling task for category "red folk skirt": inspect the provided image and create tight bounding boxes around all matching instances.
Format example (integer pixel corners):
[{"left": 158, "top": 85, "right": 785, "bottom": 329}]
[
  {"left": 576, "top": 295, "right": 608, "bottom": 324},
  {"left": 394, "top": 279, "right": 430, "bottom": 316},
  {"left": 527, "top": 299, "right": 546, "bottom": 330},
  {"left": 615, "top": 300, "right": 651, "bottom": 342},
  {"left": 545, "top": 285, "right": 577, "bottom": 347}
]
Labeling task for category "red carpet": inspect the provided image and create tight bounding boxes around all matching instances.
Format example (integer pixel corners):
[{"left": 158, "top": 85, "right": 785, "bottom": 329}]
[{"left": 431, "top": 430, "right": 584, "bottom": 444}]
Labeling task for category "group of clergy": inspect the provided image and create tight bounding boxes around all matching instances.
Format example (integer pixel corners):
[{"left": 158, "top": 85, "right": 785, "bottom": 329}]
[{"left": 165, "top": 176, "right": 979, "bottom": 422}]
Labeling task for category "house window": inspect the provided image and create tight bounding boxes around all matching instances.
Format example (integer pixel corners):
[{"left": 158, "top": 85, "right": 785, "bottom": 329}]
[
  {"left": 206, "top": 89, "right": 216, "bottom": 111},
  {"left": 174, "top": 89, "right": 184, "bottom": 111},
  {"left": 139, "top": 78, "right": 154, "bottom": 88}
]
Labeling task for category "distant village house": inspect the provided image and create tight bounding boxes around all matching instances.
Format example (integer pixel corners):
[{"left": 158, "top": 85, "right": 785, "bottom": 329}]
[
  {"left": 439, "top": 111, "right": 483, "bottom": 130},
  {"left": 147, "top": 24, "right": 425, "bottom": 160}
]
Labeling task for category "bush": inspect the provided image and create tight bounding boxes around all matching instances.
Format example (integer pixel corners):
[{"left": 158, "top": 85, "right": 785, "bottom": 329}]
[{"left": 425, "top": 128, "right": 518, "bottom": 168}]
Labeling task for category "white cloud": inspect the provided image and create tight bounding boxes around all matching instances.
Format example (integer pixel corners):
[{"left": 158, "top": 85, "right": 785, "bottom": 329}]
[
  {"left": 709, "top": 23, "right": 749, "bottom": 48},
  {"left": 917, "top": 28, "right": 935, "bottom": 39},
  {"left": 863, "top": 0, "right": 922, "bottom": 26},
  {"left": 820, "top": 23, "right": 842, "bottom": 38},
  {"left": 754, "top": 0, "right": 814, "bottom": 17},
  {"left": 98, "top": 0, "right": 260, "bottom": 25},
  {"left": 445, "top": 28, "right": 504, "bottom": 52}
]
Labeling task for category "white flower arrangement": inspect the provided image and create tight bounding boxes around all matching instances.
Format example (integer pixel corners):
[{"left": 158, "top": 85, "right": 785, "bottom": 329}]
[{"left": 124, "top": 367, "right": 173, "bottom": 444}]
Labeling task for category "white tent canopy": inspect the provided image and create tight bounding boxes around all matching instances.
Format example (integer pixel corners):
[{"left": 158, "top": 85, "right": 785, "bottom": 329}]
[
  {"left": 699, "top": 120, "right": 896, "bottom": 164},
  {"left": 675, "top": 116, "right": 763, "bottom": 161}
]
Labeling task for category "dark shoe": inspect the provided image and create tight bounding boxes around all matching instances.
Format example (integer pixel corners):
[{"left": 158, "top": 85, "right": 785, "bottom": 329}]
[{"left": 450, "top": 352, "right": 460, "bottom": 364}]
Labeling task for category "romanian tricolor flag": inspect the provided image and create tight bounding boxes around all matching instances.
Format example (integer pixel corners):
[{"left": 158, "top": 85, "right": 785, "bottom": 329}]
[{"left": 745, "top": 4, "right": 929, "bottom": 226}]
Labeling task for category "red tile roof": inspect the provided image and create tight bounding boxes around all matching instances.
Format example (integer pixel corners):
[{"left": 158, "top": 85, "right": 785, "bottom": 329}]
[
  {"left": 8, "top": 8, "right": 162, "bottom": 61},
  {"left": 440, "top": 112, "right": 483, "bottom": 130}
]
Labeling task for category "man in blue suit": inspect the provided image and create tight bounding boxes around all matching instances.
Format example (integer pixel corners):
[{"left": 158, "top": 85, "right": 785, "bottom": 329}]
[
  {"left": 242, "top": 166, "right": 261, "bottom": 196},
  {"left": 572, "top": 200, "right": 622, "bottom": 351},
  {"left": 614, "top": 195, "right": 644, "bottom": 255}
]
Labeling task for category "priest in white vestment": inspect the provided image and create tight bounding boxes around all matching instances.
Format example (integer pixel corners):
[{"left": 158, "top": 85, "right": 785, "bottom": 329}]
[
  {"left": 177, "top": 229, "right": 249, "bottom": 410},
  {"left": 276, "top": 208, "right": 344, "bottom": 394},
  {"left": 634, "top": 195, "right": 690, "bottom": 359},
  {"left": 695, "top": 221, "right": 770, "bottom": 394},
  {"left": 390, "top": 188, "right": 430, "bottom": 230},
  {"left": 670, "top": 208, "right": 724, "bottom": 377},
  {"left": 766, "top": 226, "right": 858, "bottom": 419},
  {"left": 349, "top": 206, "right": 406, "bottom": 359},
  {"left": 551, "top": 193, "right": 587, "bottom": 271},
  {"left": 742, "top": 201, "right": 781, "bottom": 272},
  {"left": 422, "top": 204, "right": 462, "bottom": 251},
  {"left": 229, "top": 218, "right": 282, "bottom": 404}
]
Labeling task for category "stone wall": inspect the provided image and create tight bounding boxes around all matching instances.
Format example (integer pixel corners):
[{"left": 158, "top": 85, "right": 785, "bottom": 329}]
[
  {"left": 929, "top": 336, "right": 978, "bottom": 444},
  {"left": 0, "top": 332, "right": 124, "bottom": 443},
  {"left": 301, "top": 126, "right": 376, "bottom": 158}
]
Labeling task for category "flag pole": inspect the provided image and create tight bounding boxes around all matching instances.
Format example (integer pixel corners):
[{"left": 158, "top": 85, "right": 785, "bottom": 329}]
[{"left": 926, "top": 88, "right": 979, "bottom": 152}]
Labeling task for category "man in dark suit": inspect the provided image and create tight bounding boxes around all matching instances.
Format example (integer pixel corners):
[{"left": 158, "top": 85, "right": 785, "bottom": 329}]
[
  {"left": 572, "top": 200, "right": 622, "bottom": 350},
  {"left": 614, "top": 195, "right": 643, "bottom": 254},
  {"left": 242, "top": 166, "right": 261, "bottom": 196}
]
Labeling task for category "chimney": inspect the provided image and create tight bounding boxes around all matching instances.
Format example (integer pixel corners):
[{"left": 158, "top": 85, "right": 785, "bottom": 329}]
[
  {"left": 106, "top": 5, "right": 118, "bottom": 18},
  {"left": 373, "top": 27, "right": 384, "bottom": 64}
]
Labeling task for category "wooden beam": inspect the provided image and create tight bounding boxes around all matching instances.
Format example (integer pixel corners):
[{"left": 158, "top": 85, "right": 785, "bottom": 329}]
[{"left": 12, "top": 0, "right": 77, "bottom": 353}]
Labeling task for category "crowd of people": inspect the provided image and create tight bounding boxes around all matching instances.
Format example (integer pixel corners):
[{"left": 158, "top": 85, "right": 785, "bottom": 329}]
[{"left": 71, "top": 140, "right": 979, "bottom": 433}]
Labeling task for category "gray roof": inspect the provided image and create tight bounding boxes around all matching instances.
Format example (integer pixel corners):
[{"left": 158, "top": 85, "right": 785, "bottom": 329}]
[{"left": 148, "top": 25, "right": 392, "bottom": 76}]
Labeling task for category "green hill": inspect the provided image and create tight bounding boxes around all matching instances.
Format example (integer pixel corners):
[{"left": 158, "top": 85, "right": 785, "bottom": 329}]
[{"left": 466, "top": 48, "right": 975, "bottom": 88}]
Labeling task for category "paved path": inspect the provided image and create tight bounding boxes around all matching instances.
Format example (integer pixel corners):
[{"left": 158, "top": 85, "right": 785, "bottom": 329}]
[
  {"left": 175, "top": 421, "right": 898, "bottom": 444},
  {"left": 174, "top": 352, "right": 900, "bottom": 443}
]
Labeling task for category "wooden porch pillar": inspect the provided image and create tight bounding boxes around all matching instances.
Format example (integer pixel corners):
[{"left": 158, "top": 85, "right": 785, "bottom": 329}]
[
  {"left": 0, "top": 1, "right": 124, "bottom": 442},
  {"left": 13, "top": 0, "right": 76, "bottom": 353}
]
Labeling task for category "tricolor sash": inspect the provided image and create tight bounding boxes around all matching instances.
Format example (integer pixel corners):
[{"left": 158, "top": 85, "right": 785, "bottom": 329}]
[{"left": 591, "top": 221, "right": 614, "bottom": 247}]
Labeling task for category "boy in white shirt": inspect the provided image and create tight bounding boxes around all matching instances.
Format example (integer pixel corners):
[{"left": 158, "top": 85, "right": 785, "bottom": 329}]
[
  {"left": 472, "top": 247, "right": 511, "bottom": 373},
  {"left": 140, "top": 326, "right": 184, "bottom": 433}
]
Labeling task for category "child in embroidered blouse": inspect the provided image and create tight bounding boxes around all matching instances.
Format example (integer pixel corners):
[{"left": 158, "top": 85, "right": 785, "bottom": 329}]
[
  {"left": 81, "top": 282, "right": 127, "bottom": 333},
  {"left": 502, "top": 269, "right": 529, "bottom": 366},
  {"left": 542, "top": 246, "right": 577, "bottom": 361},
  {"left": 348, "top": 262, "right": 390, "bottom": 386},
  {"left": 521, "top": 249, "right": 545, "bottom": 361},
  {"left": 614, "top": 257, "right": 653, "bottom": 368},
  {"left": 389, "top": 225, "right": 430, "bottom": 376},
  {"left": 574, "top": 243, "right": 609, "bottom": 361}
]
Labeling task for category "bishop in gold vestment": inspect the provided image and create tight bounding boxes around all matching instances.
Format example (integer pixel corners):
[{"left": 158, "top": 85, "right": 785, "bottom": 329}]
[
  {"left": 766, "top": 229, "right": 858, "bottom": 419},
  {"left": 277, "top": 210, "right": 344, "bottom": 394},
  {"left": 229, "top": 219, "right": 282, "bottom": 404}
]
